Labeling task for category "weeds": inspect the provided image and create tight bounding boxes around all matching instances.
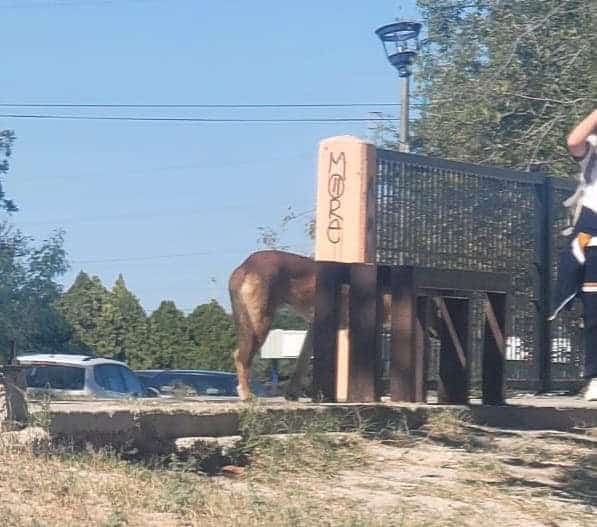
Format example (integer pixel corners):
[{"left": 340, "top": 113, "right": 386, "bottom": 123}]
[
  {"left": 158, "top": 473, "right": 202, "bottom": 515},
  {"left": 235, "top": 401, "right": 368, "bottom": 482},
  {"left": 103, "top": 504, "right": 128, "bottom": 527},
  {"left": 1, "top": 403, "right": 594, "bottom": 526},
  {"left": 27, "top": 392, "right": 53, "bottom": 431}
]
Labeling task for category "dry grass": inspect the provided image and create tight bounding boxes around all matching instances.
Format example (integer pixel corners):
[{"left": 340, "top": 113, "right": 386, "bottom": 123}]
[
  {"left": 0, "top": 406, "right": 595, "bottom": 527},
  {"left": 0, "top": 444, "right": 407, "bottom": 527}
]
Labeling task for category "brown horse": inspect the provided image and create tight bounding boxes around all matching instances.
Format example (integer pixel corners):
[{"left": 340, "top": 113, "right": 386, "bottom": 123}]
[{"left": 228, "top": 250, "right": 316, "bottom": 400}]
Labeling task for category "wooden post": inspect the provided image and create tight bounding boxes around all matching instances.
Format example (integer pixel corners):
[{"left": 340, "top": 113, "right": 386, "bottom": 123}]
[
  {"left": 436, "top": 297, "right": 469, "bottom": 404},
  {"left": 314, "top": 136, "right": 377, "bottom": 263},
  {"left": 375, "top": 266, "right": 391, "bottom": 399},
  {"left": 346, "top": 264, "right": 378, "bottom": 402},
  {"left": 312, "top": 262, "right": 344, "bottom": 402},
  {"left": 335, "top": 284, "right": 350, "bottom": 402},
  {"left": 390, "top": 266, "right": 425, "bottom": 402},
  {"left": 482, "top": 292, "right": 507, "bottom": 405}
]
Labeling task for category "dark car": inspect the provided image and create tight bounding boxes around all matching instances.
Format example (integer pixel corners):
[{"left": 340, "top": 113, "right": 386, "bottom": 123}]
[{"left": 135, "top": 369, "right": 265, "bottom": 397}]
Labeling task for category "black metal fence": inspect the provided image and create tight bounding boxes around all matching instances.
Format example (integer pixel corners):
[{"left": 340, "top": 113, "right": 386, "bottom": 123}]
[{"left": 374, "top": 148, "right": 582, "bottom": 391}]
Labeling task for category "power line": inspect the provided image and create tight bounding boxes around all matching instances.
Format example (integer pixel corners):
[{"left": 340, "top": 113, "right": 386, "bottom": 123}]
[
  {"left": 0, "top": 113, "right": 399, "bottom": 123},
  {"left": 0, "top": 102, "right": 405, "bottom": 109},
  {"left": 14, "top": 202, "right": 313, "bottom": 226},
  {"left": 0, "top": 0, "right": 158, "bottom": 8},
  {"left": 70, "top": 248, "right": 249, "bottom": 264},
  {"left": 70, "top": 245, "right": 313, "bottom": 265},
  {"left": 15, "top": 151, "right": 313, "bottom": 183}
]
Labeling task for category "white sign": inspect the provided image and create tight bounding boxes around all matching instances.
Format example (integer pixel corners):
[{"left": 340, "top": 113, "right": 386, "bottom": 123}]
[{"left": 260, "top": 329, "right": 308, "bottom": 359}]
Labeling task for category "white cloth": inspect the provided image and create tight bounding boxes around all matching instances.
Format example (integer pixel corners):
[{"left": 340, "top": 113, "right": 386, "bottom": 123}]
[
  {"left": 562, "top": 134, "right": 597, "bottom": 234},
  {"left": 579, "top": 134, "right": 597, "bottom": 211}
]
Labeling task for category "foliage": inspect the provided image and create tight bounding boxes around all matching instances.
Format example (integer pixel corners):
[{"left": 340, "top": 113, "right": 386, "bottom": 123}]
[
  {"left": 186, "top": 299, "right": 236, "bottom": 371},
  {"left": 0, "top": 129, "right": 72, "bottom": 359},
  {"left": 109, "top": 275, "right": 149, "bottom": 368},
  {"left": 257, "top": 205, "right": 315, "bottom": 250},
  {"left": 0, "top": 129, "right": 17, "bottom": 212},
  {"left": 55, "top": 271, "right": 113, "bottom": 356},
  {"left": 412, "top": 0, "right": 597, "bottom": 176},
  {"left": 146, "top": 300, "right": 190, "bottom": 368},
  {"left": 0, "top": 224, "right": 71, "bottom": 359},
  {"left": 56, "top": 272, "right": 151, "bottom": 364},
  {"left": 57, "top": 270, "right": 238, "bottom": 371},
  {"left": 271, "top": 305, "right": 309, "bottom": 331}
]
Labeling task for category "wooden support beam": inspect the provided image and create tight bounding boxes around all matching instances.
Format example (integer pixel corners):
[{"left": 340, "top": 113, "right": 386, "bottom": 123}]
[
  {"left": 436, "top": 297, "right": 469, "bottom": 404},
  {"left": 482, "top": 292, "right": 507, "bottom": 405},
  {"left": 484, "top": 296, "right": 506, "bottom": 354},
  {"left": 417, "top": 296, "right": 432, "bottom": 402},
  {"left": 433, "top": 297, "right": 466, "bottom": 367},
  {"left": 346, "top": 264, "right": 379, "bottom": 402},
  {"left": 390, "top": 266, "right": 425, "bottom": 402},
  {"left": 375, "top": 276, "right": 388, "bottom": 399},
  {"left": 312, "top": 262, "right": 343, "bottom": 402}
]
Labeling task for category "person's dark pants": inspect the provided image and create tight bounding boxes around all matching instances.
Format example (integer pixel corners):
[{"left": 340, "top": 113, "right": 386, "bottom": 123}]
[{"left": 581, "top": 246, "right": 597, "bottom": 378}]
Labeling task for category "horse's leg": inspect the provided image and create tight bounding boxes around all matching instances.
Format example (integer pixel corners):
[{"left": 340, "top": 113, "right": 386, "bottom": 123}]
[
  {"left": 230, "top": 267, "right": 274, "bottom": 400},
  {"left": 233, "top": 310, "right": 273, "bottom": 401},
  {"left": 285, "top": 324, "right": 313, "bottom": 400},
  {"left": 234, "top": 336, "right": 254, "bottom": 401}
]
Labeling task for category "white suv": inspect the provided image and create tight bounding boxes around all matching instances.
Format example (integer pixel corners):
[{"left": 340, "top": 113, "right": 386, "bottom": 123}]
[{"left": 16, "top": 354, "right": 150, "bottom": 399}]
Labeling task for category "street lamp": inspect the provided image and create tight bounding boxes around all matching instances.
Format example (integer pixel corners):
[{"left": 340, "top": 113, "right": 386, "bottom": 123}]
[{"left": 375, "top": 21, "right": 421, "bottom": 152}]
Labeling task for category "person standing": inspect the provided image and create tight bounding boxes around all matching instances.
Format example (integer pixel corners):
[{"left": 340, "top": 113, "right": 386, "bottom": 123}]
[{"left": 551, "top": 110, "right": 597, "bottom": 401}]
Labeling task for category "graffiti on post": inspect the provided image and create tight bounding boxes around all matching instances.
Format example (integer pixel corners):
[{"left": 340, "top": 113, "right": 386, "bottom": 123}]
[{"left": 326, "top": 152, "right": 346, "bottom": 244}]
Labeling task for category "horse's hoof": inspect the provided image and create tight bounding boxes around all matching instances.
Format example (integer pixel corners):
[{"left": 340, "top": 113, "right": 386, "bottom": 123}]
[{"left": 237, "top": 385, "right": 251, "bottom": 401}]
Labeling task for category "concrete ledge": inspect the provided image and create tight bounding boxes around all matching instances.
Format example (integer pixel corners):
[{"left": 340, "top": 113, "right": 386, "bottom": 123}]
[
  {"left": 28, "top": 397, "right": 597, "bottom": 453},
  {"left": 471, "top": 404, "right": 597, "bottom": 431}
]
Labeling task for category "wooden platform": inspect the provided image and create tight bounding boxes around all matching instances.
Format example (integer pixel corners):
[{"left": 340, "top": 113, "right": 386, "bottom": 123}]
[{"left": 312, "top": 264, "right": 511, "bottom": 405}]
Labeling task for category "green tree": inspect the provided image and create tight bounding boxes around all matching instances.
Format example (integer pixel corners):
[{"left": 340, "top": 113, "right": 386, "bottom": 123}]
[
  {"left": 147, "top": 300, "right": 189, "bottom": 368},
  {"left": 0, "top": 225, "right": 71, "bottom": 359},
  {"left": 109, "top": 275, "right": 150, "bottom": 367},
  {"left": 56, "top": 271, "right": 113, "bottom": 355},
  {"left": 272, "top": 306, "right": 309, "bottom": 330},
  {"left": 413, "top": 0, "right": 596, "bottom": 176},
  {"left": 186, "top": 299, "right": 236, "bottom": 371},
  {"left": 0, "top": 130, "right": 72, "bottom": 359}
]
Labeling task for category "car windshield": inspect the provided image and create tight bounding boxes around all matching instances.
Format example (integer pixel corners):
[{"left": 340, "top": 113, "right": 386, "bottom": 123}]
[
  {"left": 25, "top": 365, "right": 85, "bottom": 390},
  {"left": 155, "top": 373, "right": 236, "bottom": 396},
  {"left": 94, "top": 364, "right": 144, "bottom": 395}
]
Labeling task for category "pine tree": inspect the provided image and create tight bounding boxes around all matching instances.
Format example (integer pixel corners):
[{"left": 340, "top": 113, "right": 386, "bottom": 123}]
[
  {"left": 147, "top": 301, "right": 190, "bottom": 368},
  {"left": 186, "top": 300, "right": 236, "bottom": 371},
  {"left": 56, "top": 271, "right": 112, "bottom": 356},
  {"left": 110, "top": 274, "right": 150, "bottom": 367}
]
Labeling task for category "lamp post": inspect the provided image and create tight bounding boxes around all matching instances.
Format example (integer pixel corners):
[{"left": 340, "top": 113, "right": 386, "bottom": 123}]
[{"left": 375, "top": 21, "right": 421, "bottom": 153}]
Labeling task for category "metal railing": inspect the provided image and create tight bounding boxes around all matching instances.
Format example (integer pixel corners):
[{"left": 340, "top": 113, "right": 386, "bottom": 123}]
[{"left": 375, "top": 148, "right": 581, "bottom": 391}]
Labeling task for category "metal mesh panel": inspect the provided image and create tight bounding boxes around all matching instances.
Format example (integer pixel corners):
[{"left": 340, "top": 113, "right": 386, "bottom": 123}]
[
  {"left": 374, "top": 150, "right": 581, "bottom": 389},
  {"left": 550, "top": 182, "right": 584, "bottom": 381}
]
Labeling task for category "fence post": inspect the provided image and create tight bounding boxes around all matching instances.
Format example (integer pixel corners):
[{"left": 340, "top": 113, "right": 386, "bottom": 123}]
[{"left": 536, "top": 174, "right": 553, "bottom": 393}]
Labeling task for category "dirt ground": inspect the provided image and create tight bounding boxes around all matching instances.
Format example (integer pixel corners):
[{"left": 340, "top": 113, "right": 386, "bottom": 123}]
[
  {"left": 327, "top": 428, "right": 596, "bottom": 526},
  {"left": 0, "top": 412, "right": 595, "bottom": 527}
]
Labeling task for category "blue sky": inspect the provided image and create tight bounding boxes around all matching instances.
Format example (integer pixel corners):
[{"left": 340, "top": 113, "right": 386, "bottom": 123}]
[{"left": 1, "top": 0, "right": 419, "bottom": 313}]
